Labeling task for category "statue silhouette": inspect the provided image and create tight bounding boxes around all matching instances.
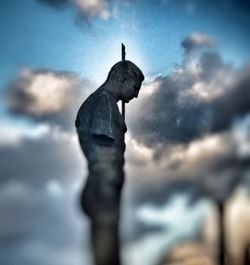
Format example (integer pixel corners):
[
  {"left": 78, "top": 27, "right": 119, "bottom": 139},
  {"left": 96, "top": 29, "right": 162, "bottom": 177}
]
[{"left": 75, "top": 60, "right": 144, "bottom": 265}]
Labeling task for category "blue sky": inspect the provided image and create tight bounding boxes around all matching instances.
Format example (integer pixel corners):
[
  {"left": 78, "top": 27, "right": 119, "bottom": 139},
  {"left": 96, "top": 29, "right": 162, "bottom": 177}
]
[
  {"left": 1, "top": 1, "right": 250, "bottom": 265},
  {"left": 1, "top": 0, "right": 249, "bottom": 89}
]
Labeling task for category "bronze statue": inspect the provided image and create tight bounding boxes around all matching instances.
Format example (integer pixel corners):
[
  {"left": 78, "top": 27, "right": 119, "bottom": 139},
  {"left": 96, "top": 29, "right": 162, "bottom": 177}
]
[{"left": 75, "top": 60, "right": 144, "bottom": 265}]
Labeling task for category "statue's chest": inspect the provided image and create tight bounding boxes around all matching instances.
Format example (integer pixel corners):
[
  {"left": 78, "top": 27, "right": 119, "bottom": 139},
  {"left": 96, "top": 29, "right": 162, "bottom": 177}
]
[{"left": 112, "top": 104, "right": 127, "bottom": 135}]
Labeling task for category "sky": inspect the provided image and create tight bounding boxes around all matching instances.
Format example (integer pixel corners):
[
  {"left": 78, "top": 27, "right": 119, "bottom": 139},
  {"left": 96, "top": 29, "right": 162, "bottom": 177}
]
[{"left": 1, "top": 0, "right": 250, "bottom": 265}]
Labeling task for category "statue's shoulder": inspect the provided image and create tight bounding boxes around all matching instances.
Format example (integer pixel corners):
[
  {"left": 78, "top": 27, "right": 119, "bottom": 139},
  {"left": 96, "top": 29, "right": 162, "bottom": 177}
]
[
  {"left": 77, "top": 88, "right": 114, "bottom": 117},
  {"left": 78, "top": 88, "right": 101, "bottom": 110},
  {"left": 87, "top": 87, "right": 110, "bottom": 103}
]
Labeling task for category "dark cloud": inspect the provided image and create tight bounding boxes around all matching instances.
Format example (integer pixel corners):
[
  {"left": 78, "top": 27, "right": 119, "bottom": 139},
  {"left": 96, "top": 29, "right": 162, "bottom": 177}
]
[
  {"left": 128, "top": 67, "right": 210, "bottom": 148},
  {"left": 0, "top": 128, "right": 89, "bottom": 264},
  {"left": 1, "top": 68, "right": 94, "bottom": 265},
  {"left": 128, "top": 35, "right": 250, "bottom": 150},
  {"left": 129, "top": 132, "right": 250, "bottom": 207},
  {"left": 0, "top": 65, "right": 94, "bottom": 262},
  {"left": 212, "top": 67, "right": 250, "bottom": 132},
  {"left": 131, "top": 178, "right": 207, "bottom": 208},
  {"left": 198, "top": 52, "right": 227, "bottom": 81},
  {"left": 181, "top": 32, "right": 214, "bottom": 54},
  {"left": 0, "top": 130, "right": 84, "bottom": 187},
  {"left": 0, "top": 181, "right": 89, "bottom": 265},
  {"left": 6, "top": 68, "right": 92, "bottom": 131}
]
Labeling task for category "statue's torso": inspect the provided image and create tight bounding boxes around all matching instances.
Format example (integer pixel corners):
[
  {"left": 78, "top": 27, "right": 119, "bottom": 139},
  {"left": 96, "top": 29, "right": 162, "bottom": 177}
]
[{"left": 76, "top": 88, "right": 127, "bottom": 165}]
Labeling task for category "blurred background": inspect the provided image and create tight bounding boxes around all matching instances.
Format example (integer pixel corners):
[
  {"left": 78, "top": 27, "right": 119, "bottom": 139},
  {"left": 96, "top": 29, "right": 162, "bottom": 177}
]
[{"left": 0, "top": 0, "right": 250, "bottom": 264}]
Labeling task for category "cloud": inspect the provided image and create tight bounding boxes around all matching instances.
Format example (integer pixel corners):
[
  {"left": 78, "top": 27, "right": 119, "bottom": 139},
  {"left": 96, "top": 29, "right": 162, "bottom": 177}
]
[
  {"left": 123, "top": 194, "right": 212, "bottom": 265},
  {"left": 123, "top": 35, "right": 250, "bottom": 244},
  {"left": 123, "top": 102, "right": 250, "bottom": 262},
  {"left": 211, "top": 66, "right": 250, "bottom": 132},
  {"left": 127, "top": 34, "right": 249, "bottom": 150},
  {"left": 232, "top": 114, "right": 250, "bottom": 159},
  {"left": 39, "top": 0, "right": 111, "bottom": 20},
  {"left": 0, "top": 180, "right": 90, "bottom": 265},
  {"left": 127, "top": 131, "right": 250, "bottom": 206},
  {"left": 127, "top": 65, "right": 210, "bottom": 148},
  {"left": 160, "top": 0, "right": 250, "bottom": 18},
  {"left": 181, "top": 32, "right": 214, "bottom": 54},
  {"left": 1, "top": 66, "right": 93, "bottom": 265},
  {"left": 0, "top": 126, "right": 90, "bottom": 264},
  {"left": 6, "top": 68, "right": 92, "bottom": 130},
  {"left": 1, "top": 31, "right": 250, "bottom": 265},
  {"left": 0, "top": 66, "right": 100, "bottom": 264},
  {"left": 0, "top": 128, "right": 85, "bottom": 187},
  {"left": 0, "top": 123, "right": 50, "bottom": 146},
  {"left": 136, "top": 194, "right": 210, "bottom": 230}
]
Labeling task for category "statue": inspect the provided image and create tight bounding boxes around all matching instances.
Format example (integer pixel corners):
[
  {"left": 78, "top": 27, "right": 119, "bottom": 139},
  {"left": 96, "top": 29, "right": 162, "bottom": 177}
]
[{"left": 75, "top": 60, "right": 144, "bottom": 265}]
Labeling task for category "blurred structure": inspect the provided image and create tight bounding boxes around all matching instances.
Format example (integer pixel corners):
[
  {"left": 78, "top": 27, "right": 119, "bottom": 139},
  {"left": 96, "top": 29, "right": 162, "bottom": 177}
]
[
  {"left": 155, "top": 204, "right": 219, "bottom": 265},
  {"left": 225, "top": 187, "right": 250, "bottom": 265},
  {"left": 75, "top": 59, "right": 144, "bottom": 265},
  {"left": 158, "top": 242, "right": 216, "bottom": 265},
  {"left": 153, "top": 185, "right": 250, "bottom": 265}
]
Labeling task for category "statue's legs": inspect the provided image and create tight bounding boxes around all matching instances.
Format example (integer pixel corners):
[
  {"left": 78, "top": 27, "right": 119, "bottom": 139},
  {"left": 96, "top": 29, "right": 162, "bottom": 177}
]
[
  {"left": 81, "top": 162, "right": 124, "bottom": 265},
  {"left": 91, "top": 220, "right": 120, "bottom": 265}
]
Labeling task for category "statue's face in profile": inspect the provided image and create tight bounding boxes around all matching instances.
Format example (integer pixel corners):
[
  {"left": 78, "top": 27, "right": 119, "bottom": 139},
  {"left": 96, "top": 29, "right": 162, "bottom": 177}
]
[{"left": 121, "top": 76, "right": 142, "bottom": 103}]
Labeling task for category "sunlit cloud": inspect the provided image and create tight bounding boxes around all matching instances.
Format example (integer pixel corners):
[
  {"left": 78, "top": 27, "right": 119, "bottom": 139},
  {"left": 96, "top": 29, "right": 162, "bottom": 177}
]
[
  {"left": 8, "top": 68, "right": 81, "bottom": 117},
  {"left": 5, "top": 68, "right": 92, "bottom": 130},
  {"left": 39, "top": 0, "right": 111, "bottom": 20},
  {"left": 74, "top": 0, "right": 110, "bottom": 19},
  {"left": 125, "top": 133, "right": 153, "bottom": 165}
]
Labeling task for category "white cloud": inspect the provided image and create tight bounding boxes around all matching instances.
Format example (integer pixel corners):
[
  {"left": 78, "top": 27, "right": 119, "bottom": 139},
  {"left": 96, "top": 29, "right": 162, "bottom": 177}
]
[
  {"left": 6, "top": 68, "right": 93, "bottom": 130},
  {"left": 9, "top": 68, "right": 81, "bottom": 117},
  {"left": 0, "top": 122, "right": 50, "bottom": 146},
  {"left": 123, "top": 194, "right": 212, "bottom": 265},
  {"left": 74, "top": 0, "right": 110, "bottom": 19},
  {"left": 136, "top": 194, "right": 211, "bottom": 232},
  {"left": 39, "top": 0, "right": 112, "bottom": 20},
  {"left": 232, "top": 114, "right": 250, "bottom": 158},
  {"left": 46, "top": 180, "right": 64, "bottom": 197},
  {"left": 125, "top": 132, "right": 154, "bottom": 165}
]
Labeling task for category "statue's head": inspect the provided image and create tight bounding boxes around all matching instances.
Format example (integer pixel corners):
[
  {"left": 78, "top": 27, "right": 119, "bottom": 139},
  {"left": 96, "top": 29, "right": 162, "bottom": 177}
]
[{"left": 106, "top": 60, "right": 144, "bottom": 102}]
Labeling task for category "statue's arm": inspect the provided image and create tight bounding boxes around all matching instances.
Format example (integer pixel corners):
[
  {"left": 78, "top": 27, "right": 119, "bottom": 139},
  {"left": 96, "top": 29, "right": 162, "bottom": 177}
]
[
  {"left": 90, "top": 95, "right": 115, "bottom": 146},
  {"left": 91, "top": 133, "right": 114, "bottom": 146}
]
